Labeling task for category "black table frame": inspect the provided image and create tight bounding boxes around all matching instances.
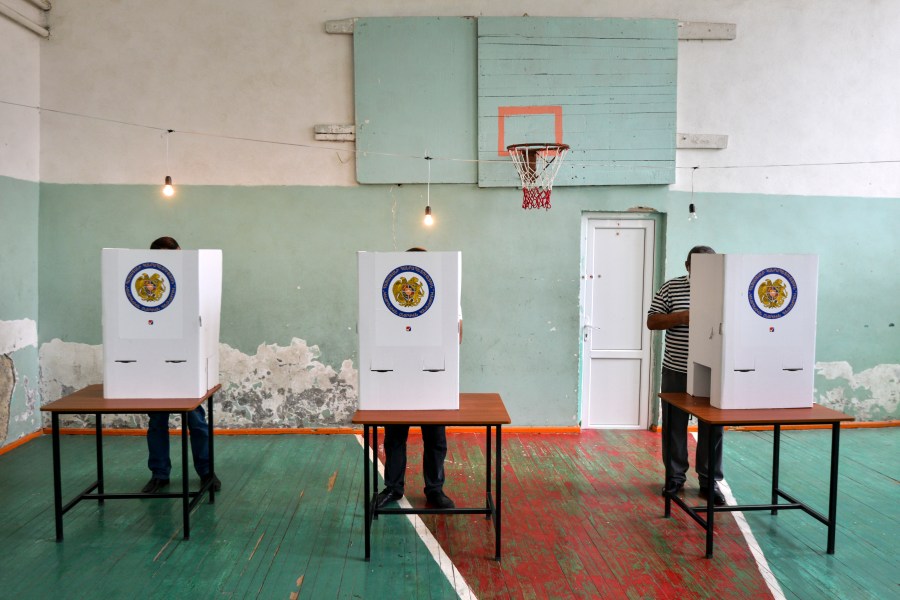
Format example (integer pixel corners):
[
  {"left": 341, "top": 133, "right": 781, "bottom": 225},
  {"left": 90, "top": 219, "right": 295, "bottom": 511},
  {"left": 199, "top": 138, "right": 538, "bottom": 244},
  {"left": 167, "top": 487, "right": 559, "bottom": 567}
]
[
  {"left": 360, "top": 423, "right": 503, "bottom": 561},
  {"left": 48, "top": 394, "right": 217, "bottom": 541},
  {"left": 661, "top": 398, "right": 844, "bottom": 558}
]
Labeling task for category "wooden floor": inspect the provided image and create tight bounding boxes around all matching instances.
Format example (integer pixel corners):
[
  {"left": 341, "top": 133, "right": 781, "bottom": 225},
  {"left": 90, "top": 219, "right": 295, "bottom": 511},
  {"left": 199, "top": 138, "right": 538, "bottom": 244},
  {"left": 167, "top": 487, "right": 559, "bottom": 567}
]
[{"left": 0, "top": 428, "right": 896, "bottom": 599}]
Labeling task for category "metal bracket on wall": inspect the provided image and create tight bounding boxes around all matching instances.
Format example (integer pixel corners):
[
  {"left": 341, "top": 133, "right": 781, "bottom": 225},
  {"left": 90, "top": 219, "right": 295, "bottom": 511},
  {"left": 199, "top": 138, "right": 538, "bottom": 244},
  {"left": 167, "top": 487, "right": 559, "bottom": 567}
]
[
  {"left": 676, "top": 133, "right": 729, "bottom": 150},
  {"left": 314, "top": 124, "right": 355, "bottom": 142}
]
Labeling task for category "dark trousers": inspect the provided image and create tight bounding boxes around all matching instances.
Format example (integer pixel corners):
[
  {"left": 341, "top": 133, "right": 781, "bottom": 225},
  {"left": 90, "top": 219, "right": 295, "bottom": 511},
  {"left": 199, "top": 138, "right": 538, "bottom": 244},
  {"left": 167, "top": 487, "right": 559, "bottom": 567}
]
[
  {"left": 147, "top": 407, "right": 210, "bottom": 479},
  {"left": 661, "top": 367, "right": 723, "bottom": 487},
  {"left": 383, "top": 424, "right": 447, "bottom": 496}
]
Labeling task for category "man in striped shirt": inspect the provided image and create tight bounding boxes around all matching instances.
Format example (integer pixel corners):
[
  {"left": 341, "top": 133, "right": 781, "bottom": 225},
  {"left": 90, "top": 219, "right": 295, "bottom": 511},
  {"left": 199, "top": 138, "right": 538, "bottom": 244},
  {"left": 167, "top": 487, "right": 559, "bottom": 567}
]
[{"left": 647, "top": 245, "right": 725, "bottom": 505}]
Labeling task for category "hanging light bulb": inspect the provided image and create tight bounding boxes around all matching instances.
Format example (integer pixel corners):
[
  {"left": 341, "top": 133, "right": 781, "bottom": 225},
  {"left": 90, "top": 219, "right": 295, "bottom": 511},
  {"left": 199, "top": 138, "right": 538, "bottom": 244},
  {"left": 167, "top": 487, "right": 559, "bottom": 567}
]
[
  {"left": 688, "top": 203, "right": 698, "bottom": 221},
  {"left": 163, "top": 175, "right": 175, "bottom": 197},
  {"left": 423, "top": 154, "right": 434, "bottom": 226},
  {"left": 162, "top": 129, "right": 175, "bottom": 198}
]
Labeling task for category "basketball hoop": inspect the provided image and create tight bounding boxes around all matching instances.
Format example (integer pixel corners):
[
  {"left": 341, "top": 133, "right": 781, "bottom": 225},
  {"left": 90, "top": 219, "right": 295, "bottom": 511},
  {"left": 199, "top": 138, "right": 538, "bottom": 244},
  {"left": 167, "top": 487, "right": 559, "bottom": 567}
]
[{"left": 507, "top": 143, "right": 570, "bottom": 209}]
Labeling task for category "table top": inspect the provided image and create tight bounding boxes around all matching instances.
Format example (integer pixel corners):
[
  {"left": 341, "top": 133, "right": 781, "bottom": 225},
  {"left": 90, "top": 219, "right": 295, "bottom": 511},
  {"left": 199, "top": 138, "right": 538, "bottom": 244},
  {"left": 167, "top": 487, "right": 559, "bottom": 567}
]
[
  {"left": 660, "top": 393, "right": 855, "bottom": 426},
  {"left": 352, "top": 393, "right": 511, "bottom": 425},
  {"left": 40, "top": 384, "right": 222, "bottom": 413}
]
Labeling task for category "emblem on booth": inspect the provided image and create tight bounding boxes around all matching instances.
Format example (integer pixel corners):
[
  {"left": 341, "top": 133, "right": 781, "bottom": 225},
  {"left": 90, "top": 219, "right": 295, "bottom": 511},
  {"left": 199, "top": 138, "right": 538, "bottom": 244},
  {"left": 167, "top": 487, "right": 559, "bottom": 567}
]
[
  {"left": 748, "top": 267, "right": 797, "bottom": 319},
  {"left": 124, "top": 262, "right": 177, "bottom": 312},
  {"left": 382, "top": 265, "right": 435, "bottom": 318}
]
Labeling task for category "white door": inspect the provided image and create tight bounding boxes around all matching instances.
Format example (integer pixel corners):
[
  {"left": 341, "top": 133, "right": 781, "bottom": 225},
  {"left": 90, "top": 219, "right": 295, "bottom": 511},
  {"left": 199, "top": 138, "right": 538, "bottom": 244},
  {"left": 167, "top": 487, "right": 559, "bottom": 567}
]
[{"left": 581, "top": 218, "right": 656, "bottom": 429}]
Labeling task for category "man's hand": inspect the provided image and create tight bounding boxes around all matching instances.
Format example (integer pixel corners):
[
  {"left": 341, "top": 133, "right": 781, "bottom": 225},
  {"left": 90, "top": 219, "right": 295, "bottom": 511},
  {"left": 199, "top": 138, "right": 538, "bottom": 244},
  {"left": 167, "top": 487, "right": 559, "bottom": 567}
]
[{"left": 647, "top": 310, "right": 689, "bottom": 330}]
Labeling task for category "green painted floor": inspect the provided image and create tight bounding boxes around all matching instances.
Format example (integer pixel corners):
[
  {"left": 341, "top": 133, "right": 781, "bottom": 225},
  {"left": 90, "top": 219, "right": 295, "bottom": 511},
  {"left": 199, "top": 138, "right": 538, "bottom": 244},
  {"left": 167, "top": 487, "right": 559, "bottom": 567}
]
[{"left": 0, "top": 428, "right": 896, "bottom": 599}]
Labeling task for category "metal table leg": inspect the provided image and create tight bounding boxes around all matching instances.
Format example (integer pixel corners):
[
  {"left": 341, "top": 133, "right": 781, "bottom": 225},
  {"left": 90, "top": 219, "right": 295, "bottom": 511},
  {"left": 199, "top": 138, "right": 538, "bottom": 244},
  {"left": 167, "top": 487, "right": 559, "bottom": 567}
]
[
  {"left": 208, "top": 395, "right": 216, "bottom": 504},
  {"left": 364, "top": 424, "right": 371, "bottom": 561},
  {"left": 771, "top": 424, "right": 781, "bottom": 515},
  {"left": 52, "top": 413, "right": 63, "bottom": 542},
  {"left": 495, "top": 425, "right": 502, "bottom": 561},
  {"left": 663, "top": 400, "right": 671, "bottom": 518},
  {"left": 485, "top": 425, "right": 492, "bottom": 520},
  {"left": 827, "top": 423, "right": 840, "bottom": 554},
  {"left": 95, "top": 413, "right": 104, "bottom": 504},
  {"left": 705, "top": 426, "right": 715, "bottom": 558},
  {"left": 182, "top": 412, "right": 190, "bottom": 540}
]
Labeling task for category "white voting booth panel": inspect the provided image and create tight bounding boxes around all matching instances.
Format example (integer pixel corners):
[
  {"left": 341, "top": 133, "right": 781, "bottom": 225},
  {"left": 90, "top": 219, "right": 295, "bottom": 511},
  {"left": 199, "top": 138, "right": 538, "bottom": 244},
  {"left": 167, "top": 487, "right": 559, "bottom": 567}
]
[
  {"left": 358, "top": 251, "right": 460, "bottom": 410},
  {"left": 102, "top": 249, "right": 222, "bottom": 399},
  {"left": 687, "top": 254, "right": 818, "bottom": 409}
]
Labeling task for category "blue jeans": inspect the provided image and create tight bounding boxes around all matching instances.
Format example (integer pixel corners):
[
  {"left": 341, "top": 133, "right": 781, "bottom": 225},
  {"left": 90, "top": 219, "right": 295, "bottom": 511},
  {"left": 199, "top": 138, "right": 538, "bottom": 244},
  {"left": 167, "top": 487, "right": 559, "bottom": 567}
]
[{"left": 147, "top": 407, "right": 210, "bottom": 479}]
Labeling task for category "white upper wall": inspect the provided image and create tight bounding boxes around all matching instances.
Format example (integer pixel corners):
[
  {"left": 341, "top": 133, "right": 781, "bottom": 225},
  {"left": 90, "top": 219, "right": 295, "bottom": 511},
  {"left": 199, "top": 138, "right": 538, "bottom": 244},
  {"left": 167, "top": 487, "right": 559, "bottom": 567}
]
[
  {"left": 33, "top": 0, "right": 900, "bottom": 197},
  {"left": 0, "top": 0, "right": 43, "bottom": 182}
]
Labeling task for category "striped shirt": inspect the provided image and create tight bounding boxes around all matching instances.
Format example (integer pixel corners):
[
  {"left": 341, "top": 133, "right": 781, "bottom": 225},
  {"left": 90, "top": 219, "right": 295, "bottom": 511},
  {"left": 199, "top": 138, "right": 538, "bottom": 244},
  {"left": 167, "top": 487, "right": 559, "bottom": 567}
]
[{"left": 647, "top": 275, "right": 691, "bottom": 373}]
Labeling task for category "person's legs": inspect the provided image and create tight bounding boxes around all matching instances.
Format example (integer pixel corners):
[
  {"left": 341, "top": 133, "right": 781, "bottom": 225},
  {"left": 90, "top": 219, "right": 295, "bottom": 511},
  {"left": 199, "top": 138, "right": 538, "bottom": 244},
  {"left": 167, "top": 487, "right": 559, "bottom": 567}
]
[
  {"left": 186, "top": 406, "right": 210, "bottom": 477},
  {"left": 147, "top": 412, "right": 172, "bottom": 479},
  {"left": 382, "top": 425, "right": 410, "bottom": 495},
  {"left": 420, "top": 425, "right": 447, "bottom": 496},
  {"left": 696, "top": 422, "right": 724, "bottom": 488},
  {"left": 661, "top": 368, "right": 689, "bottom": 487}
]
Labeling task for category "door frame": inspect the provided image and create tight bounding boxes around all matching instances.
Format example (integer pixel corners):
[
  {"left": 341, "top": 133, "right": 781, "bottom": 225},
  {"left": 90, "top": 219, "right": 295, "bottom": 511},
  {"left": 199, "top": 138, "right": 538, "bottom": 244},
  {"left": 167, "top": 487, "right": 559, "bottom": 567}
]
[{"left": 578, "top": 211, "right": 664, "bottom": 429}]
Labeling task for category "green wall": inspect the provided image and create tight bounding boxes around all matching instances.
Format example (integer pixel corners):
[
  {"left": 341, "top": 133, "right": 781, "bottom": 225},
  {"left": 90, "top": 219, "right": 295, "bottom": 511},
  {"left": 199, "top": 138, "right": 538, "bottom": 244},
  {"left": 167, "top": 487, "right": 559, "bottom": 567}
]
[
  {"left": 0, "top": 176, "right": 40, "bottom": 445},
  {"left": 37, "top": 182, "right": 899, "bottom": 424}
]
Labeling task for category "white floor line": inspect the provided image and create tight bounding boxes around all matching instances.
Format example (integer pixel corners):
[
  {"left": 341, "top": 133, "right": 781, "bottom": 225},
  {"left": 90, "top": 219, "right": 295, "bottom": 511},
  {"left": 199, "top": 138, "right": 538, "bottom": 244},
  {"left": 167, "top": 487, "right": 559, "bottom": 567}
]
[
  {"left": 355, "top": 435, "right": 478, "bottom": 600},
  {"left": 691, "top": 432, "right": 786, "bottom": 600}
]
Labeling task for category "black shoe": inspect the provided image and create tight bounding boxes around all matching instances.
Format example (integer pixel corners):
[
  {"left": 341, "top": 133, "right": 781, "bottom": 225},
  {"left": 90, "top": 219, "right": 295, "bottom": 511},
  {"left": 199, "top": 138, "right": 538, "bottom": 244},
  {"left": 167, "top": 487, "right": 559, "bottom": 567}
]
[
  {"left": 661, "top": 480, "right": 684, "bottom": 497},
  {"left": 141, "top": 477, "right": 170, "bottom": 494},
  {"left": 201, "top": 473, "right": 221, "bottom": 492},
  {"left": 699, "top": 484, "right": 726, "bottom": 506},
  {"left": 375, "top": 489, "right": 403, "bottom": 509},
  {"left": 426, "top": 491, "right": 455, "bottom": 509}
]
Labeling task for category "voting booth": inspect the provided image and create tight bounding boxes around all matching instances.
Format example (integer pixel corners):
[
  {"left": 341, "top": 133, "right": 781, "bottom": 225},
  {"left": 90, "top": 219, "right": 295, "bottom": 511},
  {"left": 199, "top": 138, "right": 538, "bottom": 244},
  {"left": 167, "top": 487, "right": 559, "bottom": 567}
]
[
  {"left": 358, "top": 251, "right": 461, "bottom": 410},
  {"left": 101, "top": 249, "right": 223, "bottom": 399},
  {"left": 687, "top": 254, "right": 819, "bottom": 409}
]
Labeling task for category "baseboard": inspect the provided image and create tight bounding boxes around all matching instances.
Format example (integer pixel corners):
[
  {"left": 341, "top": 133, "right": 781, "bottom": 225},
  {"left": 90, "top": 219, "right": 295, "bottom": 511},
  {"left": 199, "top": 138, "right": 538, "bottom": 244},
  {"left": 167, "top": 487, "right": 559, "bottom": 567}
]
[
  {"left": 649, "top": 420, "right": 898, "bottom": 433},
  {"left": 0, "top": 430, "right": 43, "bottom": 456},
  {"left": 40, "top": 425, "right": 582, "bottom": 436}
]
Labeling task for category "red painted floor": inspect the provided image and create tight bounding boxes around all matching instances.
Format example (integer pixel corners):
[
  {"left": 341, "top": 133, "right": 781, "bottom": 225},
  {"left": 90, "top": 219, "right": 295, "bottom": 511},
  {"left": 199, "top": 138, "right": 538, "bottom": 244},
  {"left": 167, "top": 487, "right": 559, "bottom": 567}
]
[{"left": 383, "top": 429, "right": 772, "bottom": 599}]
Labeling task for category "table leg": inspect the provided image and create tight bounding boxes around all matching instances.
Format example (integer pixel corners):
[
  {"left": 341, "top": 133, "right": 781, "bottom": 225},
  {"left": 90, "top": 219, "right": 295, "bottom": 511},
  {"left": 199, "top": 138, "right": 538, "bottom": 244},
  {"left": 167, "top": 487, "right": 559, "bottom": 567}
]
[
  {"left": 827, "top": 423, "right": 840, "bottom": 554},
  {"left": 182, "top": 413, "right": 190, "bottom": 540},
  {"left": 208, "top": 394, "right": 215, "bottom": 504},
  {"left": 485, "top": 425, "right": 492, "bottom": 520},
  {"left": 95, "top": 413, "right": 104, "bottom": 504},
  {"left": 372, "top": 426, "right": 379, "bottom": 520},
  {"left": 364, "top": 424, "right": 371, "bottom": 562},
  {"left": 495, "top": 425, "right": 502, "bottom": 561},
  {"left": 705, "top": 427, "right": 714, "bottom": 558},
  {"left": 771, "top": 424, "right": 781, "bottom": 515},
  {"left": 52, "top": 413, "right": 63, "bottom": 542},
  {"left": 663, "top": 400, "right": 671, "bottom": 518}
]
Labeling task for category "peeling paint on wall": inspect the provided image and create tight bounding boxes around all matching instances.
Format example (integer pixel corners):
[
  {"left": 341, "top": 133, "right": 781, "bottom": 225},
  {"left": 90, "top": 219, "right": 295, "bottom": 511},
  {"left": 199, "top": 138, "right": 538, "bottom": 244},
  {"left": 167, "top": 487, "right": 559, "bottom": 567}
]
[
  {"left": 39, "top": 337, "right": 359, "bottom": 429},
  {"left": 0, "top": 355, "right": 12, "bottom": 443},
  {"left": 816, "top": 361, "right": 900, "bottom": 421},
  {"left": 0, "top": 319, "right": 38, "bottom": 354}
]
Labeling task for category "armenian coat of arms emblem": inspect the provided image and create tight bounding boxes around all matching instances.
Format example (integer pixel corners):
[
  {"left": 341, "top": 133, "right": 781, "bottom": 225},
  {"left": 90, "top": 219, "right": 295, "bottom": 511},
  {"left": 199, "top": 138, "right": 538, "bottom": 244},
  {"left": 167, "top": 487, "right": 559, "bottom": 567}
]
[
  {"left": 748, "top": 267, "right": 797, "bottom": 319},
  {"left": 124, "top": 262, "right": 176, "bottom": 312},
  {"left": 382, "top": 265, "right": 435, "bottom": 318}
]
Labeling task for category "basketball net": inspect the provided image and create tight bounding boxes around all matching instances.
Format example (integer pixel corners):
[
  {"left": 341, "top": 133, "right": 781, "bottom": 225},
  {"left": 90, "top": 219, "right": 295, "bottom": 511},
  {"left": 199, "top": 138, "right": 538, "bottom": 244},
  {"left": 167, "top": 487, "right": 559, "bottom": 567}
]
[{"left": 507, "top": 143, "right": 570, "bottom": 209}]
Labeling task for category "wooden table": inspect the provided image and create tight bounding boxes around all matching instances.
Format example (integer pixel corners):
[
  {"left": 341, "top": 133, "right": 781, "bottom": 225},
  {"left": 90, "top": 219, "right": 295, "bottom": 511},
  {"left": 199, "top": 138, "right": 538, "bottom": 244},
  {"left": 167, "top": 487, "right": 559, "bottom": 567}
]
[
  {"left": 352, "top": 393, "right": 511, "bottom": 561},
  {"left": 660, "top": 393, "right": 854, "bottom": 558},
  {"left": 40, "top": 384, "right": 221, "bottom": 541}
]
